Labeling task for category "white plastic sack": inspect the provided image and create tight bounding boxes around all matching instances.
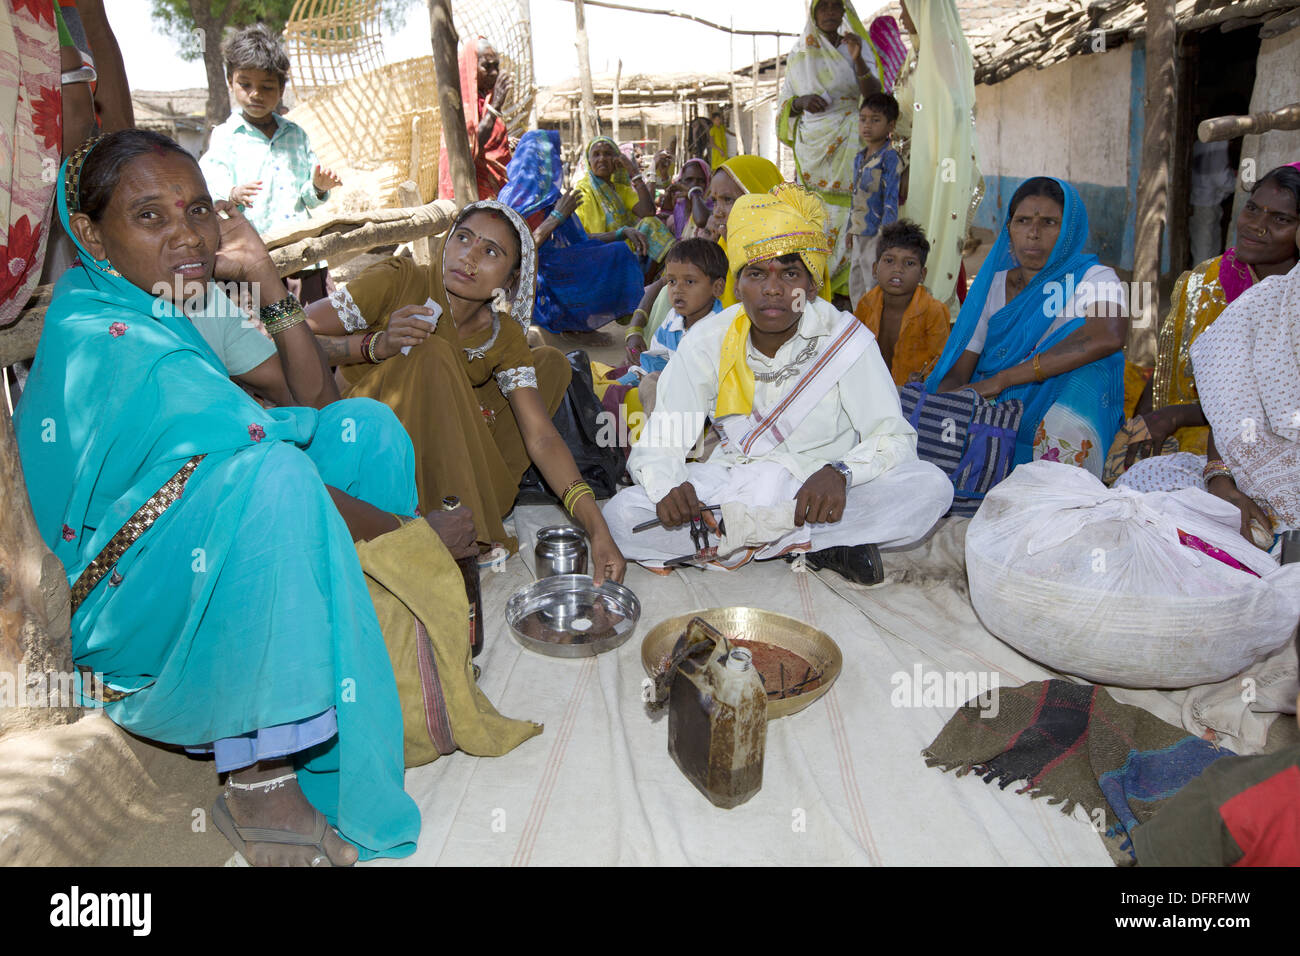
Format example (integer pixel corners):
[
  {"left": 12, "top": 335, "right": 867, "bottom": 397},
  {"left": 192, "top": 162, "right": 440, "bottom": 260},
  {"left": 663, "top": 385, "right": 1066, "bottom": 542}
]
[{"left": 966, "top": 461, "right": 1300, "bottom": 688}]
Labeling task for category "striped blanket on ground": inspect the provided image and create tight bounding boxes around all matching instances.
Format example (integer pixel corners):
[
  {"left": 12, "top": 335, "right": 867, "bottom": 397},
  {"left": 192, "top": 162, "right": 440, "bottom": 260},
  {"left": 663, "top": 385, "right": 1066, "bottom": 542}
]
[{"left": 923, "top": 680, "right": 1232, "bottom": 864}]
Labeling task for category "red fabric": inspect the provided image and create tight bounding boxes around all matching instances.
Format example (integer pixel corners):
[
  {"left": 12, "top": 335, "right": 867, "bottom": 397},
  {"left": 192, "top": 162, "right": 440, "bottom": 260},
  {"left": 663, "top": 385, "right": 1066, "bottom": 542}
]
[
  {"left": 956, "top": 260, "right": 968, "bottom": 304},
  {"left": 437, "top": 39, "right": 512, "bottom": 201},
  {"left": 1222, "top": 764, "right": 1300, "bottom": 866}
]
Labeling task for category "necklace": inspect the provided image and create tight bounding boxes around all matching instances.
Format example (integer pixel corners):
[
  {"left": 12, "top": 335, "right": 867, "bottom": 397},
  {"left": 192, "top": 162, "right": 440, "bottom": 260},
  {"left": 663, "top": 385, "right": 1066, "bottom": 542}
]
[
  {"left": 753, "top": 338, "right": 819, "bottom": 386},
  {"left": 462, "top": 311, "right": 501, "bottom": 361}
]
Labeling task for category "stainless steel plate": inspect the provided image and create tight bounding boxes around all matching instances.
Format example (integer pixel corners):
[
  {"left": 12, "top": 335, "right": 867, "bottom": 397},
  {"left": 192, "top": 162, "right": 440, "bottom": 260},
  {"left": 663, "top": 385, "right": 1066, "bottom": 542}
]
[{"left": 506, "top": 574, "right": 641, "bottom": 658}]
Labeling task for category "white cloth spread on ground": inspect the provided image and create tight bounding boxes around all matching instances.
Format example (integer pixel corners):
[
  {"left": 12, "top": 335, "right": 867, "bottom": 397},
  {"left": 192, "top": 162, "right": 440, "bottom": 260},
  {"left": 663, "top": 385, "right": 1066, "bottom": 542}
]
[
  {"left": 378, "top": 506, "right": 1276, "bottom": 868},
  {"left": 607, "top": 297, "right": 952, "bottom": 565}
]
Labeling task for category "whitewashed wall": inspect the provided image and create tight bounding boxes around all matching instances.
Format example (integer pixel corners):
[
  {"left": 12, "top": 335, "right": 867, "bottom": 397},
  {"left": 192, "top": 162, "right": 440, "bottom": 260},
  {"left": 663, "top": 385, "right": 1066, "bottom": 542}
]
[
  {"left": 1230, "top": 24, "right": 1300, "bottom": 240},
  {"left": 972, "top": 45, "right": 1135, "bottom": 266}
]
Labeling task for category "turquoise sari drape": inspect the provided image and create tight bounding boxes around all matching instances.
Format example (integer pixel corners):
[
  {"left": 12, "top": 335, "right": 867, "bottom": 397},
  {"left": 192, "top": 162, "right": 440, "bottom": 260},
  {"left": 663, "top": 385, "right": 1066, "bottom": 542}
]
[
  {"left": 13, "top": 154, "right": 420, "bottom": 860},
  {"left": 925, "top": 178, "right": 1124, "bottom": 465}
]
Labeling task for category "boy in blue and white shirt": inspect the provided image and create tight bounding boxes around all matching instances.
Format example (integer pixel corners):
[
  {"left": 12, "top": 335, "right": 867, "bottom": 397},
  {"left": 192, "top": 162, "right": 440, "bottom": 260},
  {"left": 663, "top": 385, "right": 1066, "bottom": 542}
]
[
  {"left": 847, "top": 91, "right": 901, "bottom": 310},
  {"left": 618, "top": 238, "right": 727, "bottom": 392}
]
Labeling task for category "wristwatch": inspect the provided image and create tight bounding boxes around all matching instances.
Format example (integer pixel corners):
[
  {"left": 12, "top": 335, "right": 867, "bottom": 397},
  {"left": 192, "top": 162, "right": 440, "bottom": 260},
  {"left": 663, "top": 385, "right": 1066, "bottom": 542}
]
[{"left": 829, "top": 461, "right": 852, "bottom": 487}]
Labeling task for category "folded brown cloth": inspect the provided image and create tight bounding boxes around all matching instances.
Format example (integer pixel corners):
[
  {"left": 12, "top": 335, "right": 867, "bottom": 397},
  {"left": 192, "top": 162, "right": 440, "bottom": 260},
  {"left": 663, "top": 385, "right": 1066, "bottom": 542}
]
[{"left": 357, "top": 519, "right": 542, "bottom": 767}]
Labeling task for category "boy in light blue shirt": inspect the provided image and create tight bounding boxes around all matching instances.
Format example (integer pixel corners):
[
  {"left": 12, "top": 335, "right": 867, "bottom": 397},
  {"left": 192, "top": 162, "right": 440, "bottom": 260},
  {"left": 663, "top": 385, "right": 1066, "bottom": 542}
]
[{"left": 199, "top": 25, "right": 342, "bottom": 303}]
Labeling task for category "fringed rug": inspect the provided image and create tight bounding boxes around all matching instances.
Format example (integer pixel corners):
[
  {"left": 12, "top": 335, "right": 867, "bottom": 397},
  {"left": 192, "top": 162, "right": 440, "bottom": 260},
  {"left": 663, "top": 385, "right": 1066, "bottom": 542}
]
[{"left": 923, "top": 680, "right": 1232, "bottom": 864}]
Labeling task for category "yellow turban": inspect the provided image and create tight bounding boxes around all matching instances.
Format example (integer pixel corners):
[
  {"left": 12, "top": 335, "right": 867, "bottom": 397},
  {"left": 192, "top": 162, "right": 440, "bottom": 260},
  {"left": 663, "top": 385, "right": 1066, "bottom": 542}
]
[
  {"left": 724, "top": 184, "right": 832, "bottom": 294},
  {"left": 716, "top": 184, "right": 833, "bottom": 419}
]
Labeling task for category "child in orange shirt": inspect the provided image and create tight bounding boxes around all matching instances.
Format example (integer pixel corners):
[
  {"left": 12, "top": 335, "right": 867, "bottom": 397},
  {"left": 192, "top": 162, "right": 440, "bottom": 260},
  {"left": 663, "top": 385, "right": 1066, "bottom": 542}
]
[{"left": 852, "top": 220, "right": 950, "bottom": 386}]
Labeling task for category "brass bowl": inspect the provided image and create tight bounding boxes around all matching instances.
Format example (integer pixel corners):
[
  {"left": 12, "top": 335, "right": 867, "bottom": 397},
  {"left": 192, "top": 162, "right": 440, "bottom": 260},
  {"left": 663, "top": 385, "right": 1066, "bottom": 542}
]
[{"left": 640, "top": 607, "right": 842, "bottom": 719}]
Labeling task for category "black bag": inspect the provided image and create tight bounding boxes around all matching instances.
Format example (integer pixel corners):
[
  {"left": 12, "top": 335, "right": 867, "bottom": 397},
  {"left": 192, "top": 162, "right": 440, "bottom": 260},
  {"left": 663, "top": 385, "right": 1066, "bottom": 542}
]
[{"left": 516, "top": 349, "right": 628, "bottom": 504}]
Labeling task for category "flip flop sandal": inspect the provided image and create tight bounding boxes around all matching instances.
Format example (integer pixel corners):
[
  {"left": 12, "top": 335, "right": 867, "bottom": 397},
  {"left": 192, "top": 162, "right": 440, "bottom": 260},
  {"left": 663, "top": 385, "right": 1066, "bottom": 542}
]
[{"left": 212, "top": 794, "right": 347, "bottom": 868}]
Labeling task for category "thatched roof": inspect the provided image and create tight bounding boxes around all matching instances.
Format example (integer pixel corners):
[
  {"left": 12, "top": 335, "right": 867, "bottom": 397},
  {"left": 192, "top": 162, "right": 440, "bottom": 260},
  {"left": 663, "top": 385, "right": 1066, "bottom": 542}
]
[
  {"left": 131, "top": 88, "right": 208, "bottom": 130},
  {"left": 969, "top": 0, "right": 1300, "bottom": 85},
  {"left": 537, "top": 71, "right": 738, "bottom": 122}
]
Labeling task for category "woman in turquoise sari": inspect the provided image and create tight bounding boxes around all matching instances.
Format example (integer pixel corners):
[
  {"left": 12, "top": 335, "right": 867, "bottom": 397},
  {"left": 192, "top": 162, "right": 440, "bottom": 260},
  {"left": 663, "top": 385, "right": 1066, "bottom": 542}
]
[
  {"left": 928, "top": 177, "right": 1128, "bottom": 476},
  {"left": 13, "top": 130, "right": 465, "bottom": 866}
]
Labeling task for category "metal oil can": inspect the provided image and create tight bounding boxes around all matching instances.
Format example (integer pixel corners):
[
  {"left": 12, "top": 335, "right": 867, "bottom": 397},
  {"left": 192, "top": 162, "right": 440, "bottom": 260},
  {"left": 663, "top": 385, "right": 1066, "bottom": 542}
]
[{"left": 667, "top": 622, "right": 767, "bottom": 809}]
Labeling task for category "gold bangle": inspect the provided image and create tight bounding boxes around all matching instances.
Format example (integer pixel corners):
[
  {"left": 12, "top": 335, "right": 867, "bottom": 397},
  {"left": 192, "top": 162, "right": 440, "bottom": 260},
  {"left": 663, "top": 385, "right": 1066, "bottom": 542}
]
[
  {"left": 1033, "top": 353, "right": 1045, "bottom": 383},
  {"left": 562, "top": 480, "right": 593, "bottom": 514},
  {"left": 565, "top": 486, "right": 595, "bottom": 515},
  {"left": 564, "top": 481, "right": 595, "bottom": 512}
]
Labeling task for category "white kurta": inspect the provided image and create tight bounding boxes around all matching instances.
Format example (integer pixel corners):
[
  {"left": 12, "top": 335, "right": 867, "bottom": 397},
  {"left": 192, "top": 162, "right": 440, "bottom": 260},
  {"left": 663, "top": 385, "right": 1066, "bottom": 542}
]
[{"left": 605, "top": 299, "right": 953, "bottom": 564}]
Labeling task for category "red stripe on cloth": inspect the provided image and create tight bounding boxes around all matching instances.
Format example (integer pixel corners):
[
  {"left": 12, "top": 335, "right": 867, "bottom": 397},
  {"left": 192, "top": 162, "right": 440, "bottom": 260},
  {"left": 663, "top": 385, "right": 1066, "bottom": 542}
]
[
  {"left": 415, "top": 619, "right": 457, "bottom": 755},
  {"left": 511, "top": 656, "right": 596, "bottom": 866},
  {"left": 800, "top": 572, "right": 882, "bottom": 864}
]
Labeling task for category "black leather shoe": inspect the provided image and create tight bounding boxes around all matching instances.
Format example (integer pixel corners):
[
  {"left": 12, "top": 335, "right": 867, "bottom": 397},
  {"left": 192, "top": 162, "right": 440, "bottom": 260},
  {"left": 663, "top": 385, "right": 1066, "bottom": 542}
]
[{"left": 804, "top": 544, "right": 884, "bottom": 585}]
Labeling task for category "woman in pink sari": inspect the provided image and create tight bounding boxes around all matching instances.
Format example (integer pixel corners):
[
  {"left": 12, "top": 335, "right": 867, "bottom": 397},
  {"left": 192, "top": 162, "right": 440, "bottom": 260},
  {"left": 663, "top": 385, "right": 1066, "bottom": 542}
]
[{"left": 437, "top": 37, "right": 513, "bottom": 201}]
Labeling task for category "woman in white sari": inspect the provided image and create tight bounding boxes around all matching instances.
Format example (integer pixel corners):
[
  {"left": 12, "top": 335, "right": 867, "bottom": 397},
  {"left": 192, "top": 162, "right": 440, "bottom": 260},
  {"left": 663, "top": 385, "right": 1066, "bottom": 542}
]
[
  {"left": 778, "top": 0, "right": 884, "bottom": 299},
  {"left": 1193, "top": 245, "right": 1300, "bottom": 541},
  {"left": 1118, "top": 230, "right": 1300, "bottom": 547}
]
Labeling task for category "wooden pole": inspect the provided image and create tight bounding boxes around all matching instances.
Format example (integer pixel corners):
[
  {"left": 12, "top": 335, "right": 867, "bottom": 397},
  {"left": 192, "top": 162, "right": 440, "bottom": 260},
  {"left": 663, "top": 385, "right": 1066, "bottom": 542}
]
[
  {"left": 1199, "top": 103, "right": 1300, "bottom": 142},
  {"left": 0, "top": 398, "right": 77, "bottom": 737},
  {"left": 1131, "top": 0, "right": 1176, "bottom": 366},
  {"left": 751, "top": 36, "right": 759, "bottom": 155},
  {"left": 396, "top": 182, "right": 435, "bottom": 267},
  {"left": 552, "top": 0, "right": 795, "bottom": 37},
  {"left": 613, "top": 59, "right": 622, "bottom": 142},
  {"left": 428, "top": 0, "right": 478, "bottom": 205},
  {"left": 573, "top": 0, "right": 598, "bottom": 143},
  {"left": 774, "top": 38, "right": 783, "bottom": 169},
  {"left": 408, "top": 114, "right": 423, "bottom": 189}
]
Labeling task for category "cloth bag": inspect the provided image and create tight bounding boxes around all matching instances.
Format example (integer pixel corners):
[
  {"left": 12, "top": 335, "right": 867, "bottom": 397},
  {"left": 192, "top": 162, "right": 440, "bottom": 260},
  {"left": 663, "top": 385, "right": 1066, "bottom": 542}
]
[
  {"left": 518, "top": 349, "right": 627, "bottom": 502},
  {"left": 898, "top": 383, "right": 1022, "bottom": 516},
  {"left": 355, "top": 519, "right": 542, "bottom": 768},
  {"left": 965, "top": 461, "right": 1300, "bottom": 689}
]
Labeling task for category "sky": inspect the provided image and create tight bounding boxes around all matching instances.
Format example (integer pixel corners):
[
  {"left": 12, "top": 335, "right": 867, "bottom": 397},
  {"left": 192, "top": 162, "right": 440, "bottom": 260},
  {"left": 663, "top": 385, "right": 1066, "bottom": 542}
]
[{"left": 107, "top": 0, "right": 892, "bottom": 92}]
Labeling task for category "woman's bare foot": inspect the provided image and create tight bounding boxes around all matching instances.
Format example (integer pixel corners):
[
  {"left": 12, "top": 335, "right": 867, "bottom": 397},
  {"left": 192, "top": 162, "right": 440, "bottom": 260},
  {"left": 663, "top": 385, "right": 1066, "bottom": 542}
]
[{"left": 222, "top": 761, "right": 358, "bottom": 866}]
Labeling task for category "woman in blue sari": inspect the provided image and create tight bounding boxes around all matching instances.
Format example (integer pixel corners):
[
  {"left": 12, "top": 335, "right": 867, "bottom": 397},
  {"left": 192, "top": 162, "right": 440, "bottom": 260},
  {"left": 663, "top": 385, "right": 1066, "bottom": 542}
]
[
  {"left": 497, "top": 130, "right": 643, "bottom": 334},
  {"left": 928, "top": 177, "right": 1128, "bottom": 476},
  {"left": 13, "top": 130, "right": 471, "bottom": 866}
]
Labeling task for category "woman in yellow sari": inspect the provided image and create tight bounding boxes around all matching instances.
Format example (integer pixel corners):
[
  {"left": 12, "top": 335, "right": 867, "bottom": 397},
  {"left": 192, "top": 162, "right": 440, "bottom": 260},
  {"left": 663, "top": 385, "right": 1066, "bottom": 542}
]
[
  {"left": 573, "top": 136, "right": 675, "bottom": 276},
  {"left": 624, "top": 155, "right": 785, "bottom": 363},
  {"left": 1111, "top": 162, "right": 1299, "bottom": 489}
]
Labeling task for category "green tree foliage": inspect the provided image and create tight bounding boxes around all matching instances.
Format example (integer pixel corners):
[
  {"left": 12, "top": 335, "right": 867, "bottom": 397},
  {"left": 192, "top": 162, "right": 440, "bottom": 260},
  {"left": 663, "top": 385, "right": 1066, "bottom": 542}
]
[
  {"left": 149, "top": 0, "right": 418, "bottom": 62},
  {"left": 148, "top": 0, "right": 418, "bottom": 139},
  {"left": 149, "top": 1, "right": 290, "bottom": 61}
]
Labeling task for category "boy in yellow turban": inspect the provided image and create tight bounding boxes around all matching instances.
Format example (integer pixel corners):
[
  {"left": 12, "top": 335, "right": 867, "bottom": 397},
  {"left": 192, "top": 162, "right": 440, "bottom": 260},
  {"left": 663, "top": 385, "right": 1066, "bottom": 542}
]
[{"left": 602, "top": 185, "right": 952, "bottom": 581}]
